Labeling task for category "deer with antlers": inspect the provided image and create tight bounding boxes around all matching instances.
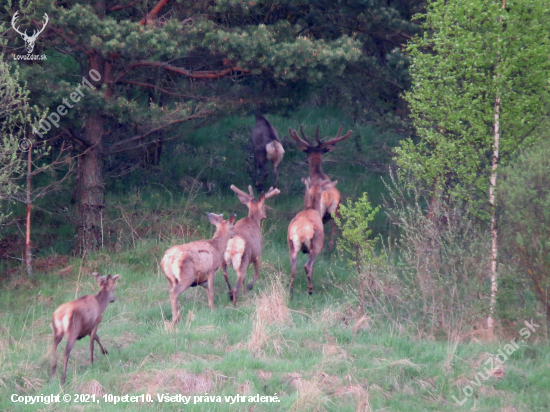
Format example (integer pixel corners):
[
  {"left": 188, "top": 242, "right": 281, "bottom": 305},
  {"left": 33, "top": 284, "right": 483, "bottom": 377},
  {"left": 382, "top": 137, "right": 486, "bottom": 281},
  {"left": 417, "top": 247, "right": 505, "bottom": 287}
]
[
  {"left": 288, "top": 126, "right": 352, "bottom": 249},
  {"left": 251, "top": 115, "right": 285, "bottom": 192},
  {"left": 287, "top": 178, "right": 338, "bottom": 298},
  {"left": 11, "top": 12, "right": 48, "bottom": 54},
  {"left": 222, "top": 185, "right": 280, "bottom": 305}
]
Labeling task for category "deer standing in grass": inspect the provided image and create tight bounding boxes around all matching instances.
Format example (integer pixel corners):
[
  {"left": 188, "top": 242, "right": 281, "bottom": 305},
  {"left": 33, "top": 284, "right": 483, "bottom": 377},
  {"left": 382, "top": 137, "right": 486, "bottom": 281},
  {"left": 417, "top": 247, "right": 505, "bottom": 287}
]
[
  {"left": 289, "top": 126, "right": 352, "bottom": 250},
  {"left": 161, "top": 213, "right": 235, "bottom": 322},
  {"left": 287, "top": 178, "right": 338, "bottom": 297},
  {"left": 222, "top": 185, "right": 280, "bottom": 305},
  {"left": 51, "top": 272, "right": 120, "bottom": 384},
  {"left": 252, "top": 115, "right": 285, "bottom": 192}
]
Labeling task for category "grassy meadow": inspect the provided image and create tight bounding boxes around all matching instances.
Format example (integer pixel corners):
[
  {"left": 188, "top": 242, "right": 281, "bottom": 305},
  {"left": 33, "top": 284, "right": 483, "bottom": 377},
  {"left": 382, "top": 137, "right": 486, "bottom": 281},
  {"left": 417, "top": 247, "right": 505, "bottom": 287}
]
[{"left": 0, "top": 109, "right": 549, "bottom": 411}]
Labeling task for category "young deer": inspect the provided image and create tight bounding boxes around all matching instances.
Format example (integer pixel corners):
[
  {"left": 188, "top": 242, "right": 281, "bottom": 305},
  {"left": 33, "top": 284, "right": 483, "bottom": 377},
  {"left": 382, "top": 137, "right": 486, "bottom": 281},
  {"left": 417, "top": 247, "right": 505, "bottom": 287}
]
[
  {"left": 289, "top": 126, "right": 352, "bottom": 249},
  {"left": 252, "top": 115, "right": 285, "bottom": 192},
  {"left": 222, "top": 185, "right": 280, "bottom": 305},
  {"left": 161, "top": 213, "right": 235, "bottom": 322},
  {"left": 51, "top": 272, "right": 120, "bottom": 384},
  {"left": 287, "top": 178, "right": 337, "bottom": 298}
]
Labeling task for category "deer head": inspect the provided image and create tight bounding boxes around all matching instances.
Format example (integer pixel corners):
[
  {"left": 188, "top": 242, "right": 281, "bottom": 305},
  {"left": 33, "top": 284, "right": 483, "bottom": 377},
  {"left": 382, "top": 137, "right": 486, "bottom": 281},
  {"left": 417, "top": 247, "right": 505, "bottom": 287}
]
[
  {"left": 289, "top": 126, "right": 352, "bottom": 179},
  {"left": 12, "top": 12, "right": 49, "bottom": 54},
  {"left": 230, "top": 184, "right": 280, "bottom": 221}
]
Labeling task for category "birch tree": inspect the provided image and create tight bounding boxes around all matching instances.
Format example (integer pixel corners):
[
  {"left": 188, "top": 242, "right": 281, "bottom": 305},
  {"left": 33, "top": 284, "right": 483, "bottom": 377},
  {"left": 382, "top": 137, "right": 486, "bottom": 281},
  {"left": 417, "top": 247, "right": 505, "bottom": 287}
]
[{"left": 395, "top": 0, "right": 550, "bottom": 331}]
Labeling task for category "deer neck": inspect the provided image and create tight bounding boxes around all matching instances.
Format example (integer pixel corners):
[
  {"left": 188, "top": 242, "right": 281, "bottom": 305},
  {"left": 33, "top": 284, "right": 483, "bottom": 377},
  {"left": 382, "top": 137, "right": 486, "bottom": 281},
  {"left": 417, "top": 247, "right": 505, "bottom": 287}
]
[
  {"left": 210, "top": 228, "right": 233, "bottom": 253},
  {"left": 304, "top": 189, "right": 324, "bottom": 216},
  {"left": 307, "top": 153, "right": 327, "bottom": 182},
  {"left": 95, "top": 288, "right": 111, "bottom": 312},
  {"left": 248, "top": 208, "right": 264, "bottom": 225}
]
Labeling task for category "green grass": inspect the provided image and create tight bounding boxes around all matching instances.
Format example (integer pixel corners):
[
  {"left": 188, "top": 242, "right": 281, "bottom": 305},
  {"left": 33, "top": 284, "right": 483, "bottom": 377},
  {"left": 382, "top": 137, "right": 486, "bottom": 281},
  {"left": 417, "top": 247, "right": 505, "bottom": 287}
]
[
  {"left": 1, "top": 109, "right": 549, "bottom": 411},
  {"left": 0, "top": 234, "right": 549, "bottom": 411}
]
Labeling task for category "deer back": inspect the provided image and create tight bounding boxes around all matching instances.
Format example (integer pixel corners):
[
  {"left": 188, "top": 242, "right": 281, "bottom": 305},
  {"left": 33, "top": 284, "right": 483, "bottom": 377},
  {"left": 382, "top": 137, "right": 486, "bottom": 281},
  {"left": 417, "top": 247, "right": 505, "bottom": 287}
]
[{"left": 161, "top": 213, "right": 235, "bottom": 284}]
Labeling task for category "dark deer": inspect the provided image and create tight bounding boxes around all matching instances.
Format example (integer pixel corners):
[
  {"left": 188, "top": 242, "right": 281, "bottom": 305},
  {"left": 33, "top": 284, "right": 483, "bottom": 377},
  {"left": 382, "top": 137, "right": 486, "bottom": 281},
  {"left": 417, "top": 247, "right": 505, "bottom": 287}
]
[
  {"left": 289, "top": 126, "right": 352, "bottom": 249},
  {"left": 161, "top": 213, "right": 235, "bottom": 322},
  {"left": 222, "top": 185, "right": 280, "bottom": 305},
  {"left": 287, "top": 178, "right": 338, "bottom": 297},
  {"left": 251, "top": 115, "right": 285, "bottom": 192},
  {"left": 51, "top": 272, "right": 120, "bottom": 384},
  {"left": 11, "top": 12, "right": 48, "bottom": 54}
]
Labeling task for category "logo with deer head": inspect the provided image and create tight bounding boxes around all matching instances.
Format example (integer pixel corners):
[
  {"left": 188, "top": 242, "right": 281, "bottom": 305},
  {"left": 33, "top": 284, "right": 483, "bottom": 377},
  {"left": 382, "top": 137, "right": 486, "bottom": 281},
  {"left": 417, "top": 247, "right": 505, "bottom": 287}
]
[{"left": 11, "top": 12, "right": 48, "bottom": 54}]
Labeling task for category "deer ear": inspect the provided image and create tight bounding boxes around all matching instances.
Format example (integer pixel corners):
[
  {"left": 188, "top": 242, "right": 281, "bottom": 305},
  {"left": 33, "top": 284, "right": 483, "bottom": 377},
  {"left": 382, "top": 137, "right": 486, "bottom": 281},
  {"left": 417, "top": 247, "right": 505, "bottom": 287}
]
[
  {"left": 111, "top": 275, "right": 120, "bottom": 281},
  {"left": 323, "top": 180, "right": 338, "bottom": 190},
  {"left": 92, "top": 272, "right": 103, "bottom": 286},
  {"left": 229, "top": 213, "right": 236, "bottom": 224},
  {"left": 207, "top": 212, "right": 222, "bottom": 226},
  {"left": 322, "top": 145, "right": 336, "bottom": 153}
]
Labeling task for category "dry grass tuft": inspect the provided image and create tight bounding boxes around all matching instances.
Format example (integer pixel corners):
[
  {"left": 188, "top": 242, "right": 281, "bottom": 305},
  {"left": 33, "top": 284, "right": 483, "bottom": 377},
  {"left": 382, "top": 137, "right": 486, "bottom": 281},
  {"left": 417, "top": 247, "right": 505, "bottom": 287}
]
[
  {"left": 123, "top": 369, "right": 213, "bottom": 395},
  {"left": 237, "top": 380, "right": 252, "bottom": 395},
  {"left": 248, "top": 274, "right": 292, "bottom": 355},
  {"left": 78, "top": 379, "right": 105, "bottom": 396},
  {"left": 257, "top": 370, "right": 272, "bottom": 381},
  {"left": 255, "top": 274, "right": 292, "bottom": 326},
  {"left": 387, "top": 358, "right": 421, "bottom": 371},
  {"left": 291, "top": 372, "right": 329, "bottom": 412},
  {"left": 248, "top": 316, "right": 269, "bottom": 354},
  {"left": 334, "top": 385, "right": 371, "bottom": 412},
  {"left": 322, "top": 344, "right": 351, "bottom": 360},
  {"left": 185, "top": 309, "right": 195, "bottom": 328}
]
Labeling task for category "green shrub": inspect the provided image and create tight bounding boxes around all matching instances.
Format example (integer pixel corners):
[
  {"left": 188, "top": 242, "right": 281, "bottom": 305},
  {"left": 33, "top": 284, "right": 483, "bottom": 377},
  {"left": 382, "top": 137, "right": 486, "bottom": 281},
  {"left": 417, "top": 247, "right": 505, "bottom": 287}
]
[{"left": 500, "top": 138, "right": 550, "bottom": 324}]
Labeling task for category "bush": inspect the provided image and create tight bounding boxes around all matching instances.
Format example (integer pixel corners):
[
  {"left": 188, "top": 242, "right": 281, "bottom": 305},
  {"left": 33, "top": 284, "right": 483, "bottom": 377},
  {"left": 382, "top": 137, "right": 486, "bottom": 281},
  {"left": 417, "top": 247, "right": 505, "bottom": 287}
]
[{"left": 500, "top": 138, "right": 550, "bottom": 324}]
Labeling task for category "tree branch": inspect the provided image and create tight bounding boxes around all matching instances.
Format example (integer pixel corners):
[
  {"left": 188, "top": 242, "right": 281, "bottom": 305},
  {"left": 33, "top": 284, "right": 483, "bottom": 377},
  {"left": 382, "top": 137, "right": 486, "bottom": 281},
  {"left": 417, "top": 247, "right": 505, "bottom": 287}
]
[
  {"left": 108, "top": 1, "right": 136, "bottom": 12},
  {"left": 140, "top": 0, "right": 170, "bottom": 25},
  {"left": 106, "top": 110, "right": 212, "bottom": 154},
  {"left": 127, "top": 61, "right": 250, "bottom": 79},
  {"left": 117, "top": 80, "right": 214, "bottom": 100}
]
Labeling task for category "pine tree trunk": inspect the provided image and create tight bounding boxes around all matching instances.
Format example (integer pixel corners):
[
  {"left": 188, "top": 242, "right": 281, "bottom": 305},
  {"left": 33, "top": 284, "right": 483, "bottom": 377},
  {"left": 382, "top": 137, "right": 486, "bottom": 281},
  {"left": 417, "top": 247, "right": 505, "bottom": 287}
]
[
  {"left": 487, "top": 95, "right": 500, "bottom": 331},
  {"left": 73, "top": 52, "right": 107, "bottom": 256},
  {"left": 74, "top": 114, "right": 104, "bottom": 255}
]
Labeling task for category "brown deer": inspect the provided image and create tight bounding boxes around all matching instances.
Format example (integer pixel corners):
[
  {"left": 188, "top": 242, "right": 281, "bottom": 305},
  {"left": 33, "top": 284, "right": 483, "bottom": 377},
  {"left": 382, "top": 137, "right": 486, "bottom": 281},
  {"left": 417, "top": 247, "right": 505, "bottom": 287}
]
[
  {"left": 287, "top": 178, "right": 338, "bottom": 298},
  {"left": 161, "top": 213, "right": 235, "bottom": 322},
  {"left": 289, "top": 126, "right": 352, "bottom": 249},
  {"left": 252, "top": 115, "right": 285, "bottom": 192},
  {"left": 222, "top": 185, "right": 280, "bottom": 305},
  {"left": 51, "top": 272, "right": 120, "bottom": 384}
]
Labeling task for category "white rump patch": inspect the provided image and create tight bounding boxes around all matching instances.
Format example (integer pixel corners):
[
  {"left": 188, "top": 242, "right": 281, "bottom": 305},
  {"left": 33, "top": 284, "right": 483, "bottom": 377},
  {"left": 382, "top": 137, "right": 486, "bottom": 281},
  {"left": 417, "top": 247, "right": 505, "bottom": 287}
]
[
  {"left": 266, "top": 141, "right": 284, "bottom": 167},
  {"left": 226, "top": 236, "right": 245, "bottom": 269}
]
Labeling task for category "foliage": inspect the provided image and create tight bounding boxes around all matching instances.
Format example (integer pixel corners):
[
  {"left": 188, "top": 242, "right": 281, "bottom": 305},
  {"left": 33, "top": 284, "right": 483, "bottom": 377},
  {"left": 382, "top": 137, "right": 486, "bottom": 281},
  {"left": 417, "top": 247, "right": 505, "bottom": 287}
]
[
  {"left": 500, "top": 138, "right": 550, "bottom": 322},
  {"left": 334, "top": 192, "right": 380, "bottom": 272},
  {"left": 381, "top": 172, "right": 490, "bottom": 334},
  {"left": 0, "top": 58, "right": 43, "bottom": 225},
  {"left": 395, "top": 0, "right": 550, "bottom": 211}
]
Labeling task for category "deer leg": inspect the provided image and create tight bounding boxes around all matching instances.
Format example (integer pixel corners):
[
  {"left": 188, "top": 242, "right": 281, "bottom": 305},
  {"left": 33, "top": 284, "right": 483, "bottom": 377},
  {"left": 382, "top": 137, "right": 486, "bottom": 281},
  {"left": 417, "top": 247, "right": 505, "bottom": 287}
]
[
  {"left": 206, "top": 272, "right": 215, "bottom": 311},
  {"left": 170, "top": 278, "right": 195, "bottom": 323},
  {"left": 222, "top": 261, "right": 234, "bottom": 301},
  {"left": 94, "top": 333, "right": 108, "bottom": 355},
  {"left": 62, "top": 330, "right": 78, "bottom": 385},
  {"left": 327, "top": 207, "right": 341, "bottom": 252},
  {"left": 247, "top": 257, "right": 260, "bottom": 291},
  {"left": 304, "top": 253, "right": 318, "bottom": 295},
  {"left": 90, "top": 326, "right": 97, "bottom": 365},
  {"left": 232, "top": 264, "right": 245, "bottom": 306},
  {"left": 273, "top": 164, "right": 279, "bottom": 188},
  {"left": 289, "top": 244, "right": 299, "bottom": 299},
  {"left": 51, "top": 331, "right": 63, "bottom": 376}
]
